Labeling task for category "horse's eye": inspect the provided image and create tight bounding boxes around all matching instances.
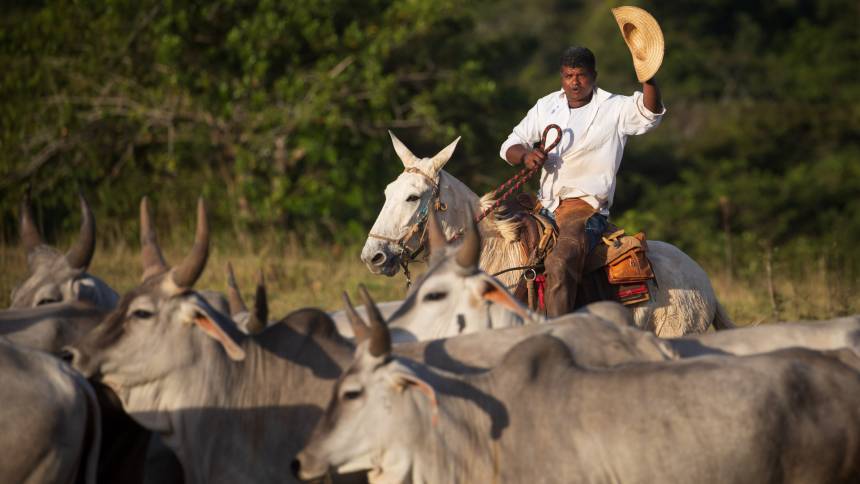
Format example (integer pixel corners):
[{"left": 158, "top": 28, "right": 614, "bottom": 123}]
[
  {"left": 406, "top": 194, "right": 420, "bottom": 202},
  {"left": 423, "top": 291, "right": 447, "bottom": 302},
  {"left": 343, "top": 389, "right": 363, "bottom": 401},
  {"left": 131, "top": 309, "right": 154, "bottom": 319}
]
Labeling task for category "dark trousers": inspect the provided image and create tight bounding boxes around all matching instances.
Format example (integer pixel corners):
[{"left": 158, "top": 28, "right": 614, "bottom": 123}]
[{"left": 543, "top": 198, "right": 597, "bottom": 318}]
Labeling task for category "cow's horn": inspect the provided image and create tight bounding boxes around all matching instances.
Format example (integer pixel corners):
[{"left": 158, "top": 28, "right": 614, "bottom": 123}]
[
  {"left": 427, "top": 205, "right": 446, "bottom": 257},
  {"left": 65, "top": 194, "right": 96, "bottom": 270},
  {"left": 246, "top": 269, "right": 268, "bottom": 334},
  {"left": 455, "top": 214, "right": 480, "bottom": 270},
  {"left": 342, "top": 292, "right": 370, "bottom": 344},
  {"left": 225, "top": 262, "right": 247, "bottom": 316},
  {"left": 359, "top": 284, "right": 391, "bottom": 357},
  {"left": 20, "top": 192, "right": 43, "bottom": 253},
  {"left": 140, "top": 197, "right": 169, "bottom": 279},
  {"left": 172, "top": 198, "right": 210, "bottom": 288}
]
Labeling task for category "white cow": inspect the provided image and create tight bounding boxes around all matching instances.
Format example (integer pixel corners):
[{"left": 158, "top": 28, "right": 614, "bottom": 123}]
[{"left": 294, "top": 324, "right": 860, "bottom": 483}]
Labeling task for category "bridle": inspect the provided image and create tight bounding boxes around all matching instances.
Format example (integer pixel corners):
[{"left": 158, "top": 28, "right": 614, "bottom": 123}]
[{"left": 368, "top": 166, "right": 449, "bottom": 288}]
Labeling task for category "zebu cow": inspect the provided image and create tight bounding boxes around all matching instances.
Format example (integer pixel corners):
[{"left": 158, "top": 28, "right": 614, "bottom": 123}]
[
  {"left": 385, "top": 207, "right": 536, "bottom": 342},
  {"left": 10, "top": 194, "right": 118, "bottom": 309},
  {"left": 0, "top": 336, "right": 101, "bottom": 484},
  {"left": 361, "top": 132, "right": 733, "bottom": 336},
  {"left": 294, "top": 325, "right": 860, "bottom": 483},
  {"left": 68, "top": 197, "right": 680, "bottom": 484}
]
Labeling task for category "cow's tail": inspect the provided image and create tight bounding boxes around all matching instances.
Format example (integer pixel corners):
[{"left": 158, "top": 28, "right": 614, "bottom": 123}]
[
  {"left": 75, "top": 375, "right": 102, "bottom": 484},
  {"left": 712, "top": 301, "right": 736, "bottom": 331}
]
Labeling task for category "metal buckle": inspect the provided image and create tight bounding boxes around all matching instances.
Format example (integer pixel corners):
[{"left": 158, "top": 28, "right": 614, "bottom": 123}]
[{"left": 524, "top": 268, "right": 537, "bottom": 281}]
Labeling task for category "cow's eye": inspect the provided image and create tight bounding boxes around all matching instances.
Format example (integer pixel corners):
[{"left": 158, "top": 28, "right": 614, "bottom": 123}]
[
  {"left": 423, "top": 291, "right": 447, "bottom": 302},
  {"left": 343, "top": 389, "right": 363, "bottom": 401},
  {"left": 37, "top": 297, "right": 60, "bottom": 306},
  {"left": 131, "top": 309, "right": 154, "bottom": 319},
  {"left": 406, "top": 194, "right": 420, "bottom": 202}
]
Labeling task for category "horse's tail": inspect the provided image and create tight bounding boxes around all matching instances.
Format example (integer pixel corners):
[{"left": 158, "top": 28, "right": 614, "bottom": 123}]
[{"left": 712, "top": 301, "right": 736, "bottom": 330}]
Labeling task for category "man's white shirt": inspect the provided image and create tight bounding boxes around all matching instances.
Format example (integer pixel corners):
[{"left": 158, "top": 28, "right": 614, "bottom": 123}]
[{"left": 499, "top": 87, "right": 665, "bottom": 215}]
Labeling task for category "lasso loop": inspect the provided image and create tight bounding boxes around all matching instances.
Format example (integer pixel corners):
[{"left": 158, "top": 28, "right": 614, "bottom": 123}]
[{"left": 475, "top": 124, "right": 562, "bottom": 224}]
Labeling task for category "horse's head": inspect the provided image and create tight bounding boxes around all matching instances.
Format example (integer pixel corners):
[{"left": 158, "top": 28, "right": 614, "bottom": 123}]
[{"left": 361, "top": 131, "right": 460, "bottom": 276}]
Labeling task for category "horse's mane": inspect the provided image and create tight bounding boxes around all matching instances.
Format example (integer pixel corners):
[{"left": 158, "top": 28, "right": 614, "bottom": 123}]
[
  {"left": 478, "top": 193, "right": 522, "bottom": 242},
  {"left": 477, "top": 192, "right": 529, "bottom": 288}
]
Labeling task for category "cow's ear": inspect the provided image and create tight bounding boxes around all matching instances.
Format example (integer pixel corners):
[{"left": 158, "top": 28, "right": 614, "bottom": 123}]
[
  {"left": 478, "top": 275, "right": 533, "bottom": 322},
  {"left": 390, "top": 365, "right": 438, "bottom": 425},
  {"left": 192, "top": 307, "right": 246, "bottom": 361},
  {"left": 429, "top": 136, "right": 460, "bottom": 174}
]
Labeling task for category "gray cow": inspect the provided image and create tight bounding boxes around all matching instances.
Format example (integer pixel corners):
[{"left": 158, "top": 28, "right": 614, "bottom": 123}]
[
  {"left": 10, "top": 194, "right": 118, "bottom": 309},
  {"left": 68, "top": 197, "right": 681, "bottom": 484},
  {"left": 0, "top": 336, "right": 101, "bottom": 483},
  {"left": 295, "top": 325, "right": 860, "bottom": 483}
]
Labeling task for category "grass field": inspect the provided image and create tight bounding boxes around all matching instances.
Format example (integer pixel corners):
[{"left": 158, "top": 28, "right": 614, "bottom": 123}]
[{"left": 2, "top": 236, "right": 857, "bottom": 325}]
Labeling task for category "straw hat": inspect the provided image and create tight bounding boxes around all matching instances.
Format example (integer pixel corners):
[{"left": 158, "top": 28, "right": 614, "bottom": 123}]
[{"left": 611, "top": 6, "right": 664, "bottom": 82}]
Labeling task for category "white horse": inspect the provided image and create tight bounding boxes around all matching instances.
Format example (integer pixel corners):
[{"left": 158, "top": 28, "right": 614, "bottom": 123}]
[{"left": 361, "top": 132, "right": 735, "bottom": 337}]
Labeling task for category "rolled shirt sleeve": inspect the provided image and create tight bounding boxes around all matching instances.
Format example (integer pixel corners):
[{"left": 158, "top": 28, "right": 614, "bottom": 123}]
[
  {"left": 619, "top": 90, "right": 666, "bottom": 136},
  {"left": 499, "top": 102, "right": 544, "bottom": 165}
]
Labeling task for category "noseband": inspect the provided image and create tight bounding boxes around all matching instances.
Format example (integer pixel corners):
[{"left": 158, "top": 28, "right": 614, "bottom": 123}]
[{"left": 368, "top": 166, "right": 447, "bottom": 287}]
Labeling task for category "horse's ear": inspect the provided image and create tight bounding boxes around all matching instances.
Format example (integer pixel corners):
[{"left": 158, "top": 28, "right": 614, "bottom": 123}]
[
  {"left": 389, "top": 130, "right": 420, "bottom": 167},
  {"left": 429, "top": 136, "right": 460, "bottom": 174}
]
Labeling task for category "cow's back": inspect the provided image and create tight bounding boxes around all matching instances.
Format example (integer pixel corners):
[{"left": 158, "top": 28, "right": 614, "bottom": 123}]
[
  {"left": 487, "top": 341, "right": 860, "bottom": 483},
  {"left": 0, "top": 338, "right": 99, "bottom": 483}
]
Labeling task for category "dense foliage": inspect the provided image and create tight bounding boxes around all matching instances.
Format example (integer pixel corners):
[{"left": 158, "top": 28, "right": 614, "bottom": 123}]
[{"left": 2, "top": 0, "right": 858, "bottom": 276}]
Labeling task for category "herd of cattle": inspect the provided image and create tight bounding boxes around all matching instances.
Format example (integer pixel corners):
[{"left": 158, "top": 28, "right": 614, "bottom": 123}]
[{"left": 3, "top": 193, "right": 860, "bottom": 484}]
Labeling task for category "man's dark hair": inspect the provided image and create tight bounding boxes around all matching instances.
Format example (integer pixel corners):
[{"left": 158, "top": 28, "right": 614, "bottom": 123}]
[{"left": 560, "top": 46, "right": 596, "bottom": 73}]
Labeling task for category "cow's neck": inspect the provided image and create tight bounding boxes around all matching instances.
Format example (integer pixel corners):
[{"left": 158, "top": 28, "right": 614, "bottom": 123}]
[
  {"left": 388, "top": 368, "right": 501, "bottom": 483},
  {"left": 152, "top": 322, "right": 354, "bottom": 484}
]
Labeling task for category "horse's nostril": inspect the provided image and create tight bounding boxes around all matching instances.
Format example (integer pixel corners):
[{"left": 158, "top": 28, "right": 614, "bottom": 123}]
[
  {"left": 370, "top": 252, "right": 387, "bottom": 266},
  {"left": 290, "top": 458, "right": 301, "bottom": 478}
]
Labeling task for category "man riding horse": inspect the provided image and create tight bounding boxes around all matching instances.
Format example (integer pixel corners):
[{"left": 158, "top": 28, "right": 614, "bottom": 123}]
[{"left": 500, "top": 8, "right": 665, "bottom": 317}]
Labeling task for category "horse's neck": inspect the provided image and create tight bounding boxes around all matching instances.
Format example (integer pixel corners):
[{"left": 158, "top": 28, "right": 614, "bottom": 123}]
[
  {"left": 437, "top": 170, "right": 529, "bottom": 288},
  {"left": 437, "top": 170, "right": 481, "bottom": 239}
]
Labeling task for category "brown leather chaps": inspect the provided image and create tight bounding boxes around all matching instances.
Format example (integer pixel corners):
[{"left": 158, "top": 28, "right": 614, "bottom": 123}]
[{"left": 543, "top": 198, "right": 596, "bottom": 317}]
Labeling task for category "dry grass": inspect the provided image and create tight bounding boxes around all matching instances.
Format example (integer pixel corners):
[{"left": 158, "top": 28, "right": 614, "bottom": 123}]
[
  {"left": 2, "top": 236, "right": 857, "bottom": 324},
  {"left": 0, "top": 238, "right": 413, "bottom": 317}
]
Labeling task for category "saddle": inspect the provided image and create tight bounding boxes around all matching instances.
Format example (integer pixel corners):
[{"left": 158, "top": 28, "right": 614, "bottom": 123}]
[{"left": 505, "top": 194, "right": 655, "bottom": 309}]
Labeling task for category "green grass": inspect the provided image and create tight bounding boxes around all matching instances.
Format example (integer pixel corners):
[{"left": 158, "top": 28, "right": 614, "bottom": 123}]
[{"left": 2, "top": 235, "right": 857, "bottom": 324}]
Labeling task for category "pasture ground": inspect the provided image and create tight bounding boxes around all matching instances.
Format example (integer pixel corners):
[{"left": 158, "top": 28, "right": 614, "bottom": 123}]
[{"left": 2, "top": 237, "right": 857, "bottom": 325}]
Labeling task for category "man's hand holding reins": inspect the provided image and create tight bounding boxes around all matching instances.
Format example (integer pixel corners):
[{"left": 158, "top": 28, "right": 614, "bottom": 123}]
[{"left": 506, "top": 144, "right": 547, "bottom": 170}]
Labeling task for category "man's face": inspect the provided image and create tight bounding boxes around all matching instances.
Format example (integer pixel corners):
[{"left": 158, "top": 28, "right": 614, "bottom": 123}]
[{"left": 561, "top": 66, "right": 596, "bottom": 107}]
